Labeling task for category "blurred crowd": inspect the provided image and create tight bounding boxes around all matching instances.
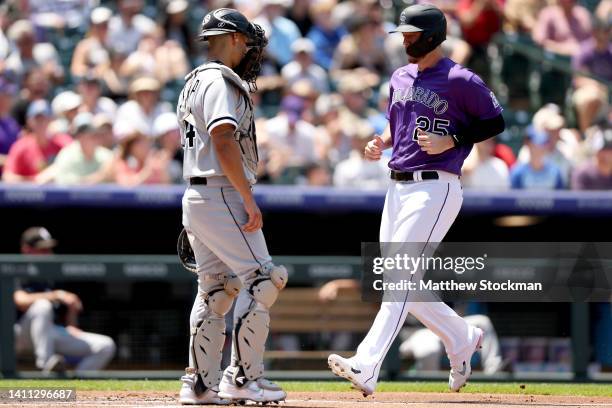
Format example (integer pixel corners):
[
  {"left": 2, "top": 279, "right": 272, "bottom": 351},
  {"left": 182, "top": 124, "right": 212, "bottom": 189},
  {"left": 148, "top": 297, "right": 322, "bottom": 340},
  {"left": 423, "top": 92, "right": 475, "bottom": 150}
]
[{"left": 0, "top": 0, "right": 610, "bottom": 190}]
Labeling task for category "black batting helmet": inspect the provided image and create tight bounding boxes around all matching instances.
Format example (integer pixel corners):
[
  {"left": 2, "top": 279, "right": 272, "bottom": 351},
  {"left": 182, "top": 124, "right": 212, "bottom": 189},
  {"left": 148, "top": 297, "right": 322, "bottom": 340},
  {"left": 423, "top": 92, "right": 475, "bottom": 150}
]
[
  {"left": 199, "top": 8, "right": 256, "bottom": 41},
  {"left": 390, "top": 4, "right": 446, "bottom": 58}
]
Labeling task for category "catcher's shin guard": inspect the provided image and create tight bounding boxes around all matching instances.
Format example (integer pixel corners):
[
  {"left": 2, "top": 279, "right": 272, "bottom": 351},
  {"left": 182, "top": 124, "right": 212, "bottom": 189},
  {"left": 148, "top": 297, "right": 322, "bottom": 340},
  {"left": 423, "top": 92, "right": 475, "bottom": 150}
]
[
  {"left": 190, "top": 273, "right": 242, "bottom": 391},
  {"left": 232, "top": 264, "right": 287, "bottom": 382}
]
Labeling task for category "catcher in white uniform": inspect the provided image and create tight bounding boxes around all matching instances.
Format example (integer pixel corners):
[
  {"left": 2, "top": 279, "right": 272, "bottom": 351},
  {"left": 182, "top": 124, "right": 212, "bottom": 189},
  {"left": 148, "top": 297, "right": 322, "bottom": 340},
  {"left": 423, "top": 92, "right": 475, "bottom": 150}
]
[{"left": 176, "top": 8, "right": 287, "bottom": 405}]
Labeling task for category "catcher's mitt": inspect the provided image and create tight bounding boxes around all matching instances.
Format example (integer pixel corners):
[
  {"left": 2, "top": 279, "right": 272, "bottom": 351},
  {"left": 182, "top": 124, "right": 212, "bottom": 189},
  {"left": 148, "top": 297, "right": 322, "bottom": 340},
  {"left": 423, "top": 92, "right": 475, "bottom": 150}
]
[{"left": 177, "top": 228, "right": 197, "bottom": 273}]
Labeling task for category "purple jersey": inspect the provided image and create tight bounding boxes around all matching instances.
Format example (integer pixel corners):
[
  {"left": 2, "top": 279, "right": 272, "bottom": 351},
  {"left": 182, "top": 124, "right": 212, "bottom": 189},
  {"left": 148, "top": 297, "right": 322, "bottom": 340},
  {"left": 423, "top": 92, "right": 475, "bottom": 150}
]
[{"left": 387, "top": 57, "right": 502, "bottom": 175}]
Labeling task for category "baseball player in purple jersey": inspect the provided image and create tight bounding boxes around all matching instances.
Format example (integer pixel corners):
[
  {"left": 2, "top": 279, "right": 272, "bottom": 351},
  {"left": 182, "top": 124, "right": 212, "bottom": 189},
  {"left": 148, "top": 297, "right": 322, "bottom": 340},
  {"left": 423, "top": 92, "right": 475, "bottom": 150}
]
[{"left": 328, "top": 4, "right": 505, "bottom": 394}]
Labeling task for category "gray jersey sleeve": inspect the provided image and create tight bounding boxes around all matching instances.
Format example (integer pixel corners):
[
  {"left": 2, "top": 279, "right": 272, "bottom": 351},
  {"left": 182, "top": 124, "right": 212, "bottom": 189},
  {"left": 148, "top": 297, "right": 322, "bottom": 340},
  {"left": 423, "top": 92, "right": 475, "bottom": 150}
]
[{"left": 200, "top": 78, "right": 240, "bottom": 134}]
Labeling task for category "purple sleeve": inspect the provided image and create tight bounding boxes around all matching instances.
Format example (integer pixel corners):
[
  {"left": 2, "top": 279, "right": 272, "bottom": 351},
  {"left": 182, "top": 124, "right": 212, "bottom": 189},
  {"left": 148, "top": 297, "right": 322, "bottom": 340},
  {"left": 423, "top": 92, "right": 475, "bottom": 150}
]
[
  {"left": 385, "top": 82, "right": 394, "bottom": 121},
  {"left": 459, "top": 73, "right": 503, "bottom": 120}
]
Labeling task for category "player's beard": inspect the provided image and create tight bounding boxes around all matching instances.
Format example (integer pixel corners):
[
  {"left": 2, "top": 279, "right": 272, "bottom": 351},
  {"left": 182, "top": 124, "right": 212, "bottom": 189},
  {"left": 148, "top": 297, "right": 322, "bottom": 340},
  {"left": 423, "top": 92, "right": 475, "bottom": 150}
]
[{"left": 405, "top": 47, "right": 420, "bottom": 64}]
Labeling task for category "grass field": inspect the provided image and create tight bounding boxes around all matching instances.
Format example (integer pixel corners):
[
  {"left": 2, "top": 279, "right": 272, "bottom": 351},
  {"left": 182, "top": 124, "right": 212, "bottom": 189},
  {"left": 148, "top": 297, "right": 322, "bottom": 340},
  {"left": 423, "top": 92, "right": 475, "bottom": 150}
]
[{"left": 0, "top": 379, "right": 610, "bottom": 397}]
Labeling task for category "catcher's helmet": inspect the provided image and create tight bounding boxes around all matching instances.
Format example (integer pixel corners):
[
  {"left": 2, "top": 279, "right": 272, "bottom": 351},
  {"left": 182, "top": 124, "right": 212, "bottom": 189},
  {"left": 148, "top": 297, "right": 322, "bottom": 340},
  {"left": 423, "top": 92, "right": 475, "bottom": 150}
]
[
  {"left": 390, "top": 4, "right": 446, "bottom": 58},
  {"left": 199, "top": 8, "right": 256, "bottom": 41},
  {"left": 199, "top": 8, "right": 268, "bottom": 91}
]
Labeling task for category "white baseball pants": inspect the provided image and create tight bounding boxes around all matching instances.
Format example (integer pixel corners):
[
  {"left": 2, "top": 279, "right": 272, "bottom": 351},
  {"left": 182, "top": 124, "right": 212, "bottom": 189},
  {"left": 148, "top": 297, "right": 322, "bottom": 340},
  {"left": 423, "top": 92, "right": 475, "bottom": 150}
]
[{"left": 355, "top": 171, "right": 480, "bottom": 383}]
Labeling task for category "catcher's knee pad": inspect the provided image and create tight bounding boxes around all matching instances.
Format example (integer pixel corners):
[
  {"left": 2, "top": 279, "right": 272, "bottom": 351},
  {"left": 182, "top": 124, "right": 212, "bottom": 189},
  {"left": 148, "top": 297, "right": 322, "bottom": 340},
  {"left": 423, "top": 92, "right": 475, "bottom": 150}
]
[
  {"left": 204, "top": 272, "right": 243, "bottom": 316},
  {"left": 249, "top": 263, "right": 288, "bottom": 308}
]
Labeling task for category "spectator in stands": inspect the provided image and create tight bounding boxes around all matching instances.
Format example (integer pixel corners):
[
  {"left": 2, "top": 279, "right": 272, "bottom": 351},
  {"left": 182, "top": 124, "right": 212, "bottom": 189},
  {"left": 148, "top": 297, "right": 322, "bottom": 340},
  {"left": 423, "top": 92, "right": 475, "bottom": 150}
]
[
  {"left": 288, "top": 0, "right": 313, "bottom": 36},
  {"left": 107, "top": 0, "right": 156, "bottom": 55},
  {"left": 14, "top": 227, "right": 116, "bottom": 375},
  {"left": 263, "top": 95, "right": 318, "bottom": 182},
  {"left": 494, "top": 140, "right": 517, "bottom": 169},
  {"left": 92, "top": 113, "right": 115, "bottom": 150},
  {"left": 367, "top": 82, "right": 390, "bottom": 135},
  {"left": 70, "top": 7, "right": 112, "bottom": 80},
  {"left": 571, "top": 18, "right": 611, "bottom": 133},
  {"left": 337, "top": 72, "right": 379, "bottom": 124},
  {"left": 10, "top": 67, "right": 51, "bottom": 127},
  {"left": 0, "top": 78, "right": 20, "bottom": 176},
  {"left": 119, "top": 27, "right": 160, "bottom": 82},
  {"left": 307, "top": 0, "right": 345, "bottom": 71},
  {"left": 47, "top": 112, "right": 114, "bottom": 186},
  {"left": 50, "top": 90, "right": 82, "bottom": 134},
  {"left": 331, "top": 14, "right": 388, "bottom": 79},
  {"left": 532, "top": 0, "right": 592, "bottom": 57},
  {"left": 510, "top": 126, "right": 564, "bottom": 190},
  {"left": 457, "top": 0, "right": 504, "bottom": 78},
  {"left": 24, "top": 0, "right": 94, "bottom": 31},
  {"left": 596, "top": 0, "right": 612, "bottom": 23},
  {"left": 114, "top": 77, "right": 171, "bottom": 139},
  {"left": 2, "top": 100, "right": 71, "bottom": 183},
  {"left": 77, "top": 74, "right": 117, "bottom": 121},
  {"left": 5, "top": 19, "right": 64, "bottom": 84},
  {"left": 504, "top": 0, "right": 545, "bottom": 34},
  {"left": 120, "top": 26, "right": 189, "bottom": 86},
  {"left": 0, "top": 5, "right": 10, "bottom": 61},
  {"left": 249, "top": 50, "right": 285, "bottom": 104},
  {"left": 254, "top": 0, "right": 302, "bottom": 67},
  {"left": 114, "top": 131, "right": 170, "bottom": 186},
  {"left": 583, "top": 116, "right": 612, "bottom": 157},
  {"left": 357, "top": 0, "right": 391, "bottom": 60},
  {"left": 153, "top": 112, "right": 183, "bottom": 184},
  {"left": 303, "top": 161, "right": 332, "bottom": 186},
  {"left": 99, "top": 45, "right": 130, "bottom": 100},
  {"left": 518, "top": 104, "right": 578, "bottom": 185},
  {"left": 281, "top": 38, "right": 329, "bottom": 94},
  {"left": 462, "top": 137, "right": 510, "bottom": 190},
  {"left": 288, "top": 79, "right": 321, "bottom": 122},
  {"left": 457, "top": 0, "right": 504, "bottom": 44},
  {"left": 151, "top": 26, "right": 190, "bottom": 86},
  {"left": 313, "top": 93, "right": 352, "bottom": 166},
  {"left": 571, "top": 125, "right": 612, "bottom": 190},
  {"left": 161, "top": 0, "right": 197, "bottom": 59},
  {"left": 333, "top": 121, "right": 389, "bottom": 189}
]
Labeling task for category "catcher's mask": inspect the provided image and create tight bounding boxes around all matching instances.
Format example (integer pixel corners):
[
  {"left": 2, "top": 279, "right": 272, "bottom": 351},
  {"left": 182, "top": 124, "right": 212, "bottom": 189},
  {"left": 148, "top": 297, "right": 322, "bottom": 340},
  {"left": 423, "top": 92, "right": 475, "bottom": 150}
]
[
  {"left": 199, "top": 8, "right": 268, "bottom": 92},
  {"left": 389, "top": 4, "right": 446, "bottom": 58},
  {"left": 177, "top": 228, "right": 197, "bottom": 274}
]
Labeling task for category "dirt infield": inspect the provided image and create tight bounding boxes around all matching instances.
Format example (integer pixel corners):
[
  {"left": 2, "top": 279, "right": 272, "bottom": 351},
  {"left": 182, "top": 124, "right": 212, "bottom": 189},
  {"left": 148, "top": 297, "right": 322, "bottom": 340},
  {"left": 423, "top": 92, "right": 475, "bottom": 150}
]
[{"left": 3, "top": 391, "right": 612, "bottom": 408}]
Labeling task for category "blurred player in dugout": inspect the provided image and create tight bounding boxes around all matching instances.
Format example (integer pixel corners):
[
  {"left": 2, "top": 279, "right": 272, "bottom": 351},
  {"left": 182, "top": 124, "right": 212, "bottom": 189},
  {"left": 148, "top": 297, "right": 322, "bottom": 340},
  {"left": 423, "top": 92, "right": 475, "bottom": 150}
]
[{"left": 14, "top": 227, "right": 115, "bottom": 375}]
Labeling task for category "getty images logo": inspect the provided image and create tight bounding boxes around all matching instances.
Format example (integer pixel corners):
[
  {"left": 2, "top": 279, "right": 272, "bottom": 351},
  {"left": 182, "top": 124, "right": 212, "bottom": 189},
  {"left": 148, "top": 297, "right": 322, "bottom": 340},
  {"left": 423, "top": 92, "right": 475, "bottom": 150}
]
[{"left": 372, "top": 254, "right": 488, "bottom": 276}]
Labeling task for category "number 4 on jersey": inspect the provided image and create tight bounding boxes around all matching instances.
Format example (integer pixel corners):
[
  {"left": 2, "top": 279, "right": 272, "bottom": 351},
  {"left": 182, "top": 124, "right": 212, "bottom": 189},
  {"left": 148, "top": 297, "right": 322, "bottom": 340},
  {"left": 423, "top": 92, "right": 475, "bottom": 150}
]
[
  {"left": 184, "top": 121, "right": 196, "bottom": 149},
  {"left": 412, "top": 116, "right": 450, "bottom": 141}
]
